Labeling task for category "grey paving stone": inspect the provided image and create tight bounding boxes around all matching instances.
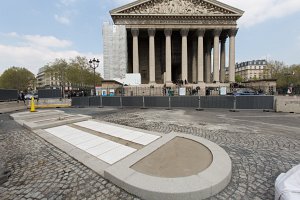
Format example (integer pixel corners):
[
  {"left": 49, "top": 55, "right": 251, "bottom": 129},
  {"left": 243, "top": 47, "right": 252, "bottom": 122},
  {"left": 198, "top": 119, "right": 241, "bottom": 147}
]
[
  {"left": 1, "top": 108, "right": 300, "bottom": 200},
  {"left": 0, "top": 113, "right": 139, "bottom": 200}
]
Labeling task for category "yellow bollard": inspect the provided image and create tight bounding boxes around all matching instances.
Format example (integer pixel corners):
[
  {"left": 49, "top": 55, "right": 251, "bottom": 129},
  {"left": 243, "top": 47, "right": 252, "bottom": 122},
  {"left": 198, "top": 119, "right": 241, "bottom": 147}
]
[{"left": 30, "top": 96, "right": 36, "bottom": 112}]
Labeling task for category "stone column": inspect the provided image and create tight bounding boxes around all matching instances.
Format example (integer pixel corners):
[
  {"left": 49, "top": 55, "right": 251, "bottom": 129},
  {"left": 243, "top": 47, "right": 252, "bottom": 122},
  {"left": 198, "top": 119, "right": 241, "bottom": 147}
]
[
  {"left": 197, "top": 29, "right": 205, "bottom": 83},
  {"left": 220, "top": 36, "right": 227, "bottom": 83},
  {"left": 213, "top": 29, "right": 222, "bottom": 83},
  {"left": 229, "top": 28, "right": 238, "bottom": 83},
  {"left": 131, "top": 28, "right": 139, "bottom": 74},
  {"left": 205, "top": 39, "right": 212, "bottom": 83},
  {"left": 181, "top": 29, "right": 189, "bottom": 82},
  {"left": 164, "top": 29, "right": 172, "bottom": 84},
  {"left": 148, "top": 28, "right": 156, "bottom": 84},
  {"left": 192, "top": 38, "right": 197, "bottom": 83}
]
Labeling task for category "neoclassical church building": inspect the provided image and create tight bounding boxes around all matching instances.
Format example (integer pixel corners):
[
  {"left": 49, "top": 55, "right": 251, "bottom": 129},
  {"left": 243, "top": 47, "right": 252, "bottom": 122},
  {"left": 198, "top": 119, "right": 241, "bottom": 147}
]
[{"left": 107, "top": 0, "right": 244, "bottom": 87}]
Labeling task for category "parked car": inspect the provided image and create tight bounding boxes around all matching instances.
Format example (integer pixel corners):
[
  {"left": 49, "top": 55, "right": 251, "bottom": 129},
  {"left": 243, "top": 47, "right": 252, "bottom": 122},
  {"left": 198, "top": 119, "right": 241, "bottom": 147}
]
[
  {"left": 233, "top": 88, "right": 256, "bottom": 96},
  {"left": 24, "top": 93, "right": 38, "bottom": 100}
]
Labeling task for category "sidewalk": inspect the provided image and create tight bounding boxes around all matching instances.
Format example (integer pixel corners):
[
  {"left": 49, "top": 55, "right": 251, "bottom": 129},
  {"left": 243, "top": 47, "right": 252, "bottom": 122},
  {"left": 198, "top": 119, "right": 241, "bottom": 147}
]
[{"left": 0, "top": 101, "right": 27, "bottom": 114}]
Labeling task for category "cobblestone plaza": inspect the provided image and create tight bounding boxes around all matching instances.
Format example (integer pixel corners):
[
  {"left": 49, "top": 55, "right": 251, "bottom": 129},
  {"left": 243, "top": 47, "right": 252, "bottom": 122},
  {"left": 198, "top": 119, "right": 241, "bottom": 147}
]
[{"left": 0, "top": 108, "right": 299, "bottom": 199}]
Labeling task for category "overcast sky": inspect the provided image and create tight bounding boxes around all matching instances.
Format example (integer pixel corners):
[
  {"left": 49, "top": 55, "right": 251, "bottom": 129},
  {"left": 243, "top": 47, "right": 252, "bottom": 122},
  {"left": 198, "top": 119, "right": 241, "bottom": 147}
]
[{"left": 0, "top": 0, "right": 300, "bottom": 75}]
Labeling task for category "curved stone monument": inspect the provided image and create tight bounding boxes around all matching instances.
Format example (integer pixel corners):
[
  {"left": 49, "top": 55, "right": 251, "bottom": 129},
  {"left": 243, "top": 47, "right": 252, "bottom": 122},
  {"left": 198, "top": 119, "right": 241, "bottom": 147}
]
[{"left": 104, "top": 133, "right": 231, "bottom": 200}]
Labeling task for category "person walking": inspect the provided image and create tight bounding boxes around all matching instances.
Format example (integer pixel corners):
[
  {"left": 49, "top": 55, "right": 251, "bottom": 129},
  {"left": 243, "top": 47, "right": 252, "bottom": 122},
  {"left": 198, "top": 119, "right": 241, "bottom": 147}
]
[{"left": 20, "top": 91, "right": 25, "bottom": 104}]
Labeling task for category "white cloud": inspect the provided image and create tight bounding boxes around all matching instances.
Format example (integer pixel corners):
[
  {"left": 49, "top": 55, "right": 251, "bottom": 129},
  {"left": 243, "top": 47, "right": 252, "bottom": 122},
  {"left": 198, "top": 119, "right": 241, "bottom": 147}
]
[
  {"left": 0, "top": 33, "right": 102, "bottom": 75},
  {"left": 1, "top": 32, "right": 72, "bottom": 48},
  {"left": 54, "top": 14, "right": 71, "bottom": 25},
  {"left": 54, "top": 0, "right": 78, "bottom": 25},
  {"left": 24, "top": 35, "right": 72, "bottom": 48},
  {"left": 222, "top": 0, "right": 300, "bottom": 27},
  {"left": 60, "top": 0, "right": 77, "bottom": 6},
  {"left": 3, "top": 32, "right": 19, "bottom": 37}
]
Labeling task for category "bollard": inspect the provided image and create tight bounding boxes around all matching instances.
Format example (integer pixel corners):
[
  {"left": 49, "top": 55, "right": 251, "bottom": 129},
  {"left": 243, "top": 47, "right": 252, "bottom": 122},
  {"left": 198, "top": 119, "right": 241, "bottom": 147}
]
[
  {"left": 196, "top": 96, "right": 204, "bottom": 111},
  {"left": 141, "top": 96, "right": 148, "bottom": 109},
  {"left": 30, "top": 97, "right": 36, "bottom": 112},
  {"left": 120, "top": 96, "right": 123, "bottom": 109},
  {"left": 229, "top": 95, "right": 239, "bottom": 112},
  {"left": 99, "top": 95, "right": 103, "bottom": 108},
  {"left": 166, "top": 96, "right": 172, "bottom": 110}
]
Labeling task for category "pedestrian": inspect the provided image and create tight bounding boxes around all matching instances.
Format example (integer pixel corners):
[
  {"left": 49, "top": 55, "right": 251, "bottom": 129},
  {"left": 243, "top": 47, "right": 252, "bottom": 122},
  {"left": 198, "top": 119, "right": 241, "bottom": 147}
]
[{"left": 20, "top": 91, "right": 25, "bottom": 104}]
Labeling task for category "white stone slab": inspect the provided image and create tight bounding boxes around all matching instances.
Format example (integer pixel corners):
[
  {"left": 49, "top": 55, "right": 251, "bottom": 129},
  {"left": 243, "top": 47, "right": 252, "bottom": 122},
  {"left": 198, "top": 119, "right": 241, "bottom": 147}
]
[
  {"left": 85, "top": 142, "right": 121, "bottom": 157},
  {"left": 76, "top": 138, "right": 108, "bottom": 150},
  {"left": 44, "top": 125, "right": 138, "bottom": 165},
  {"left": 98, "top": 145, "right": 137, "bottom": 164},
  {"left": 68, "top": 134, "right": 97, "bottom": 146},
  {"left": 119, "top": 131, "right": 145, "bottom": 141},
  {"left": 61, "top": 132, "right": 86, "bottom": 141},
  {"left": 75, "top": 121, "right": 160, "bottom": 145},
  {"left": 132, "top": 134, "right": 161, "bottom": 145},
  {"left": 45, "top": 125, "right": 104, "bottom": 148},
  {"left": 45, "top": 125, "right": 75, "bottom": 138}
]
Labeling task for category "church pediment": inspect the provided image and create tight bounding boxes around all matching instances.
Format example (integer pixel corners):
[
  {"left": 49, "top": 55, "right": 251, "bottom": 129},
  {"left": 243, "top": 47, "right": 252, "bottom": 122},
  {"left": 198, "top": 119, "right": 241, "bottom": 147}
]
[{"left": 110, "top": 0, "right": 244, "bottom": 16}]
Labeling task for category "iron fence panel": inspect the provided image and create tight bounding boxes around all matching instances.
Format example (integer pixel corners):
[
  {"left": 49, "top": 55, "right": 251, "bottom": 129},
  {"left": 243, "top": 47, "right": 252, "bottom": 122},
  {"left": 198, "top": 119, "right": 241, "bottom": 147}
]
[
  {"left": 0, "top": 89, "right": 18, "bottom": 101},
  {"left": 122, "top": 97, "right": 143, "bottom": 107},
  {"left": 201, "top": 96, "right": 234, "bottom": 109},
  {"left": 145, "top": 96, "right": 169, "bottom": 107},
  {"left": 102, "top": 97, "right": 121, "bottom": 107},
  {"left": 171, "top": 96, "right": 198, "bottom": 107},
  {"left": 71, "top": 97, "right": 89, "bottom": 107},
  {"left": 89, "top": 96, "right": 100, "bottom": 107},
  {"left": 38, "top": 89, "right": 61, "bottom": 98},
  {"left": 236, "top": 96, "right": 274, "bottom": 109}
]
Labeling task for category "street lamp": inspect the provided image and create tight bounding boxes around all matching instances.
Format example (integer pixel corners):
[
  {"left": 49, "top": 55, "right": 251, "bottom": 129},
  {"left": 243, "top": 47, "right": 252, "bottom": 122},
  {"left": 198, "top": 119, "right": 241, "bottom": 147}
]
[{"left": 89, "top": 58, "right": 100, "bottom": 96}]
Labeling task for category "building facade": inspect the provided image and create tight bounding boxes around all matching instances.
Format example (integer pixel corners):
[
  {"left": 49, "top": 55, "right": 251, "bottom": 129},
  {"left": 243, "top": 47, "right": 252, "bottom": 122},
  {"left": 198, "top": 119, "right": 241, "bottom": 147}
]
[
  {"left": 36, "top": 66, "right": 60, "bottom": 89},
  {"left": 109, "top": 0, "right": 244, "bottom": 88},
  {"left": 235, "top": 60, "right": 269, "bottom": 81}
]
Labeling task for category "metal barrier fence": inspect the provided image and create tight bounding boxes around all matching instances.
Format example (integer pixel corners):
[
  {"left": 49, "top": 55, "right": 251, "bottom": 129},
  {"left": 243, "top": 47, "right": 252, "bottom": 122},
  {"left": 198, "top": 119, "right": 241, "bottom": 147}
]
[
  {"left": 0, "top": 89, "right": 18, "bottom": 101},
  {"left": 236, "top": 96, "right": 274, "bottom": 109},
  {"left": 38, "top": 89, "right": 62, "bottom": 98},
  {"left": 72, "top": 96, "right": 274, "bottom": 110}
]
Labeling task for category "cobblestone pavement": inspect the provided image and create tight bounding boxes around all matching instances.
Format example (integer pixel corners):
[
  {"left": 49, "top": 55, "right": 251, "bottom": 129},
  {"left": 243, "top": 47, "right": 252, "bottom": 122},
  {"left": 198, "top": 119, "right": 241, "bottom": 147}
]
[
  {"left": 95, "top": 108, "right": 300, "bottom": 200},
  {"left": 0, "top": 113, "right": 140, "bottom": 200},
  {"left": 0, "top": 108, "right": 299, "bottom": 200}
]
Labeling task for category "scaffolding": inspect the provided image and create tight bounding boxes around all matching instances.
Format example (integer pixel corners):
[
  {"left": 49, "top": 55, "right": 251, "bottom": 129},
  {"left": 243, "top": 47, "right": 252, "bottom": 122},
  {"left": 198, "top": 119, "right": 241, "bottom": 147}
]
[{"left": 102, "top": 22, "right": 128, "bottom": 80}]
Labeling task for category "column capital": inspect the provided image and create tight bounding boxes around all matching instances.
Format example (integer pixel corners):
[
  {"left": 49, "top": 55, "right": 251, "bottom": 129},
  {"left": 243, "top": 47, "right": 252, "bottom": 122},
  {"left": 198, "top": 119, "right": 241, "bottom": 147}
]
[
  {"left": 213, "top": 29, "right": 222, "bottom": 37},
  {"left": 180, "top": 28, "right": 189, "bottom": 36},
  {"left": 196, "top": 29, "right": 206, "bottom": 37},
  {"left": 131, "top": 28, "right": 139, "bottom": 37},
  {"left": 229, "top": 28, "right": 238, "bottom": 37},
  {"left": 164, "top": 29, "right": 172, "bottom": 37},
  {"left": 148, "top": 28, "right": 156, "bottom": 36}
]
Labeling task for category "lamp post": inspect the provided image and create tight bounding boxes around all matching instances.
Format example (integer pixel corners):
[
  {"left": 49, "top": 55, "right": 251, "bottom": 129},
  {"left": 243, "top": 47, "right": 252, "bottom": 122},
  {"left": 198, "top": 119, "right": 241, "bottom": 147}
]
[{"left": 89, "top": 58, "right": 100, "bottom": 96}]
